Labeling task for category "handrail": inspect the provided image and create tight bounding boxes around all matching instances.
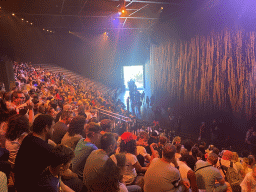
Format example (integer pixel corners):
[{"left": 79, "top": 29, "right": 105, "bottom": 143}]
[{"left": 95, "top": 107, "right": 131, "bottom": 122}]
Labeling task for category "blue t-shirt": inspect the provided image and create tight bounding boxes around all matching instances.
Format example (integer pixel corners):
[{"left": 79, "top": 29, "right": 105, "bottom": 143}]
[
  {"left": 37, "top": 167, "right": 60, "bottom": 192},
  {"left": 72, "top": 139, "right": 97, "bottom": 178}
]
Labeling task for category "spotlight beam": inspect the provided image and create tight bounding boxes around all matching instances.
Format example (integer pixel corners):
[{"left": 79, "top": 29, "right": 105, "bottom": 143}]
[
  {"left": 129, "top": 4, "right": 148, "bottom": 16},
  {"left": 110, "top": 0, "right": 178, "bottom": 5},
  {"left": 122, "top": 18, "right": 127, "bottom": 27},
  {"left": 14, "top": 13, "right": 159, "bottom": 19}
]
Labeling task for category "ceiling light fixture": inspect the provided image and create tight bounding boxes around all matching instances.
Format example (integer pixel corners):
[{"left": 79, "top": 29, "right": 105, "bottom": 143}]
[
  {"left": 12, "top": 13, "right": 15, "bottom": 16},
  {"left": 21, "top": 18, "right": 24, "bottom": 21}
]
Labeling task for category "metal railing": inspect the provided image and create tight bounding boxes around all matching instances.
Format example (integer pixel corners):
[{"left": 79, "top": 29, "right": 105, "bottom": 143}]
[{"left": 95, "top": 107, "right": 132, "bottom": 131}]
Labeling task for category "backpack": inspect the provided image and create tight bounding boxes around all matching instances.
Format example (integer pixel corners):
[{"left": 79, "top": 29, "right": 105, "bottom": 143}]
[{"left": 219, "top": 159, "right": 243, "bottom": 192}]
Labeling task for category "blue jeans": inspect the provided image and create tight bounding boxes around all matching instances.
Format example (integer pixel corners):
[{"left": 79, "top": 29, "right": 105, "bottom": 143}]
[{"left": 126, "top": 185, "right": 142, "bottom": 192}]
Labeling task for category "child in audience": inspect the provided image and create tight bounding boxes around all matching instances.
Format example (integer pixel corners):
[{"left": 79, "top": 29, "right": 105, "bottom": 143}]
[{"left": 36, "top": 145, "right": 75, "bottom": 192}]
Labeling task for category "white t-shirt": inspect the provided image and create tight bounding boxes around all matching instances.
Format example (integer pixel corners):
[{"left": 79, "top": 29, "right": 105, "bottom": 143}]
[
  {"left": 119, "top": 182, "right": 128, "bottom": 192},
  {"left": 240, "top": 171, "right": 256, "bottom": 192},
  {"left": 178, "top": 160, "right": 191, "bottom": 181},
  {"left": 123, "top": 153, "right": 138, "bottom": 185},
  {"left": 137, "top": 146, "right": 148, "bottom": 157}
]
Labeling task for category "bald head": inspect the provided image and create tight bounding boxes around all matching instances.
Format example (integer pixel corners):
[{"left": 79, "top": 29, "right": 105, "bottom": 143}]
[{"left": 162, "top": 143, "right": 176, "bottom": 160}]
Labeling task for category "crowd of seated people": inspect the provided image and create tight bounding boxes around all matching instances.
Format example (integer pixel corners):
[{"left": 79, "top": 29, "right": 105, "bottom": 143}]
[{"left": 1, "top": 62, "right": 256, "bottom": 192}]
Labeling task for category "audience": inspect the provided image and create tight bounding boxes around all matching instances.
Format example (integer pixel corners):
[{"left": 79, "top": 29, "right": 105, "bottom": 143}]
[
  {"left": 144, "top": 143, "right": 186, "bottom": 192},
  {"left": 14, "top": 114, "right": 54, "bottom": 191},
  {"left": 195, "top": 152, "right": 227, "bottom": 192},
  {"left": 0, "top": 62, "right": 254, "bottom": 192},
  {"left": 72, "top": 122, "right": 100, "bottom": 179},
  {"left": 119, "top": 132, "right": 147, "bottom": 187},
  {"left": 240, "top": 164, "right": 256, "bottom": 191},
  {"left": 83, "top": 132, "right": 117, "bottom": 191},
  {"left": 36, "top": 145, "right": 75, "bottom": 192},
  {"left": 178, "top": 154, "right": 198, "bottom": 192},
  {"left": 5, "top": 114, "right": 29, "bottom": 166},
  {"left": 51, "top": 111, "right": 71, "bottom": 144},
  {"left": 61, "top": 115, "right": 86, "bottom": 150},
  {"left": 89, "top": 153, "right": 128, "bottom": 192}
]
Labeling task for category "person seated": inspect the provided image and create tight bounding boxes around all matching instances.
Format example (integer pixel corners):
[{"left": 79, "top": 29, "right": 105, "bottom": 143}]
[
  {"left": 0, "top": 171, "right": 7, "bottom": 192},
  {"left": 119, "top": 132, "right": 147, "bottom": 186},
  {"left": 88, "top": 153, "right": 129, "bottom": 192},
  {"left": 14, "top": 114, "right": 55, "bottom": 192},
  {"left": 178, "top": 154, "right": 199, "bottom": 192},
  {"left": 51, "top": 111, "right": 72, "bottom": 144},
  {"left": 136, "top": 132, "right": 151, "bottom": 166},
  {"left": 144, "top": 143, "right": 188, "bottom": 192},
  {"left": 61, "top": 116, "right": 86, "bottom": 150},
  {"left": 150, "top": 136, "right": 168, "bottom": 159},
  {"left": 72, "top": 122, "right": 101, "bottom": 179},
  {"left": 100, "top": 119, "right": 112, "bottom": 135},
  {"left": 240, "top": 165, "right": 256, "bottom": 191},
  {"left": 5, "top": 114, "right": 29, "bottom": 166},
  {"left": 36, "top": 145, "right": 76, "bottom": 192},
  {"left": 83, "top": 133, "right": 117, "bottom": 191},
  {"left": 195, "top": 152, "right": 227, "bottom": 192}
]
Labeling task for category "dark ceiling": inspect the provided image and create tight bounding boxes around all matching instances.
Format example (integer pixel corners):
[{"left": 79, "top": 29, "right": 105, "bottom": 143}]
[{"left": 0, "top": 0, "right": 189, "bottom": 32}]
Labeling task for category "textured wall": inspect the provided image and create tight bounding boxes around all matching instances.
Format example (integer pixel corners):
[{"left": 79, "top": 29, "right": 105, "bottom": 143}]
[{"left": 149, "top": 29, "right": 256, "bottom": 119}]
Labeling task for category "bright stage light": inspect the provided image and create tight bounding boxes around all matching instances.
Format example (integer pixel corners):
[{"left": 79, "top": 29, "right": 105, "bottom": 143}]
[
  {"left": 26, "top": 21, "right": 28, "bottom": 23},
  {"left": 21, "top": 18, "right": 24, "bottom": 21},
  {"left": 30, "top": 23, "right": 33, "bottom": 25},
  {"left": 43, "top": 28, "right": 45, "bottom": 30},
  {"left": 161, "top": 7, "right": 164, "bottom": 10},
  {"left": 12, "top": 13, "right": 15, "bottom": 16},
  {"left": 47, "top": 30, "right": 49, "bottom": 32},
  {"left": 118, "top": 12, "right": 122, "bottom": 15}
]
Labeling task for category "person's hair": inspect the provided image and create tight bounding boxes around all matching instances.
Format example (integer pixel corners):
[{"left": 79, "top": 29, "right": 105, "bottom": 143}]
[
  {"left": 212, "top": 147, "right": 219, "bottom": 156},
  {"left": 68, "top": 116, "right": 86, "bottom": 137},
  {"left": 100, "top": 119, "right": 112, "bottom": 131},
  {"left": 191, "top": 146, "right": 199, "bottom": 159},
  {"left": 11, "top": 91, "right": 24, "bottom": 102},
  {"left": 100, "top": 133, "right": 116, "bottom": 151},
  {"left": 88, "top": 117, "right": 98, "bottom": 123},
  {"left": 184, "top": 139, "right": 194, "bottom": 152},
  {"left": 159, "top": 136, "right": 167, "bottom": 145},
  {"left": 0, "top": 110, "right": 9, "bottom": 123},
  {"left": 5, "top": 114, "right": 29, "bottom": 141},
  {"left": 172, "top": 136, "right": 181, "bottom": 145},
  {"left": 60, "top": 110, "right": 71, "bottom": 120},
  {"left": 38, "top": 105, "right": 45, "bottom": 114},
  {"left": 207, "top": 152, "right": 218, "bottom": 165},
  {"left": 50, "top": 145, "right": 74, "bottom": 167},
  {"left": 89, "top": 153, "right": 126, "bottom": 192},
  {"left": 248, "top": 155, "right": 255, "bottom": 166},
  {"left": 162, "top": 143, "right": 176, "bottom": 160},
  {"left": 120, "top": 139, "right": 136, "bottom": 155},
  {"left": 32, "top": 114, "right": 54, "bottom": 134},
  {"left": 175, "top": 143, "right": 182, "bottom": 153},
  {"left": 138, "top": 131, "right": 149, "bottom": 141},
  {"left": 86, "top": 122, "right": 101, "bottom": 138},
  {"left": 232, "top": 152, "right": 239, "bottom": 162}
]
